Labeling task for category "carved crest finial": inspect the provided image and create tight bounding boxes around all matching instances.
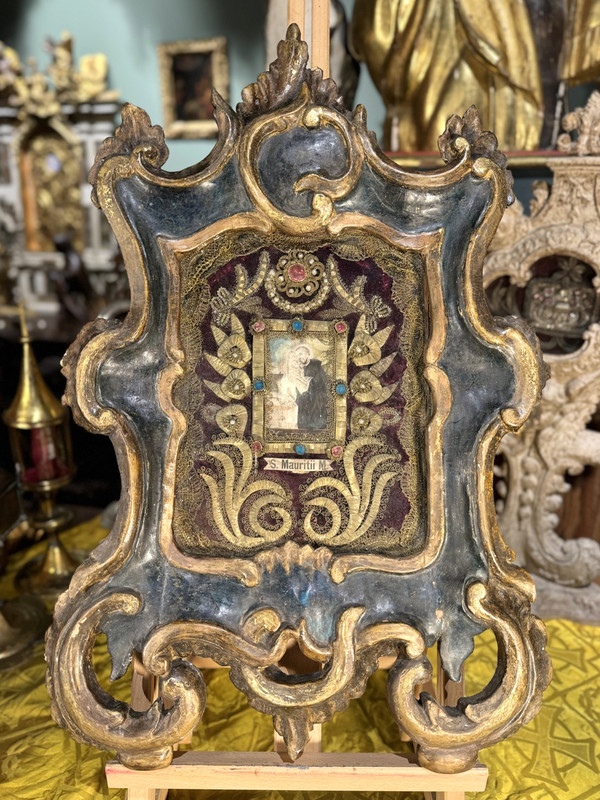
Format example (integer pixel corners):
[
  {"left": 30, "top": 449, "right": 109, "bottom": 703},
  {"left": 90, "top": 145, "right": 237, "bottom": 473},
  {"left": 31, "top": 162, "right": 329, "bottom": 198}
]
[
  {"left": 89, "top": 102, "right": 168, "bottom": 207},
  {"left": 237, "top": 24, "right": 345, "bottom": 123},
  {"left": 557, "top": 91, "right": 600, "bottom": 156},
  {"left": 438, "top": 105, "right": 514, "bottom": 206}
]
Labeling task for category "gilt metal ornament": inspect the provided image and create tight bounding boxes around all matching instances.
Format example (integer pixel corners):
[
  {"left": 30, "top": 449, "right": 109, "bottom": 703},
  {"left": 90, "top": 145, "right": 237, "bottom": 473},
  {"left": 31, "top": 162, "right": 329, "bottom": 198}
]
[{"left": 46, "top": 26, "right": 550, "bottom": 773}]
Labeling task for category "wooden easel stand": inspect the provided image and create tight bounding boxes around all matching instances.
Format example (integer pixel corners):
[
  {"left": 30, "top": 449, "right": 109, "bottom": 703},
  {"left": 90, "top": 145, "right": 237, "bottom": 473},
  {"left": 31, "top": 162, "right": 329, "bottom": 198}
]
[
  {"left": 106, "top": 751, "right": 487, "bottom": 795},
  {"left": 106, "top": 651, "right": 487, "bottom": 800}
]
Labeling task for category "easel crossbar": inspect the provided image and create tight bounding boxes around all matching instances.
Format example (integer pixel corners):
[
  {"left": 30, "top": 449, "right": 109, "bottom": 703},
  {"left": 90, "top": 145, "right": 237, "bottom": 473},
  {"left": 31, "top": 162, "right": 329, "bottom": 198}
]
[{"left": 106, "top": 751, "right": 488, "bottom": 793}]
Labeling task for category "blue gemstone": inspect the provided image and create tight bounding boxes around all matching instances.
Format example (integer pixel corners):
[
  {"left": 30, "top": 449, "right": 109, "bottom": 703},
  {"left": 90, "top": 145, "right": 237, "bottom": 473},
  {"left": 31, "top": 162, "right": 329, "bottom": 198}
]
[
  {"left": 254, "top": 380, "right": 264, "bottom": 391},
  {"left": 292, "top": 320, "right": 304, "bottom": 331},
  {"left": 295, "top": 444, "right": 306, "bottom": 455},
  {"left": 336, "top": 382, "right": 346, "bottom": 396}
]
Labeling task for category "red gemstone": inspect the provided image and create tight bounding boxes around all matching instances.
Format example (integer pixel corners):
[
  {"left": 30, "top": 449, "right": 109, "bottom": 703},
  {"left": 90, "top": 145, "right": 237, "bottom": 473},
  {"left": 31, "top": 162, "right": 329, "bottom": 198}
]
[
  {"left": 334, "top": 322, "right": 347, "bottom": 333},
  {"left": 252, "top": 320, "right": 266, "bottom": 333},
  {"left": 288, "top": 263, "right": 307, "bottom": 282},
  {"left": 331, "top": 445, "right": 343, "bottom": 458},
  {"left": 251, "top": 441, "right": 263, "bottom": 453}
]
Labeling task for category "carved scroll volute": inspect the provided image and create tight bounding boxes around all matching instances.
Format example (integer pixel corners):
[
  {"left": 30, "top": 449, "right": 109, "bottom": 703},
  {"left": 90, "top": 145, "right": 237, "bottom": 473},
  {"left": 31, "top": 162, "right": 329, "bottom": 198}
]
[
  {"left": 46, "top": 594, "right": 206, "bottom": 769},
  {"left": 389, "top": 582, "right": 550, "bottom": 773},
  {"left": 45, "top": 25, "right": 551, "bottom": 774},
  {"left": 379, "top": 108, "right": 551, "bottom": 772}
]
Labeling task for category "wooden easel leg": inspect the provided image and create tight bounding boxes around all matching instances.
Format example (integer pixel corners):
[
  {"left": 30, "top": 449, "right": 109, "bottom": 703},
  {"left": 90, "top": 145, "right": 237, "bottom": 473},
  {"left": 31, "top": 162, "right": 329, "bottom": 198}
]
[
  {"left": 433, "top": 793, "right": 467, "bottom": 800},
  {"left": 131, "top": 652, "right": 159, "bottom": 711},
  {"left": 129, "top": 654, "right": 169, "bottom": 800},
  {"left": 425, "top": 647, "right": 466, "bottom": 800},
  {"left": 127, "top": 791, "right": 167, "bottom": 800}
]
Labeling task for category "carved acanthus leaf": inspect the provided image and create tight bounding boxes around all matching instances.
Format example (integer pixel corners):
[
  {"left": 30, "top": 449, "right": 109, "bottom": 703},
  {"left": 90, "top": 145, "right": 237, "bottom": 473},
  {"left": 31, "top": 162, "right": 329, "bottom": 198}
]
[
  {"left": 89, "top": 102, "right": 169, "bottom": 207},
  {"left": 486, "top": 200, "right": 532, "bottom": 255},
  {"left": 237, "top": 24, "right": 345, "bottom": 123},
  {"left": 255, "top": 540, "right": 332, "bottom": 576},
  {"left": 557, "top": 91, "right": 600, "bottom": 156},
  {"left": 438, "top": 105, "right": 514, "bottom": 205}
]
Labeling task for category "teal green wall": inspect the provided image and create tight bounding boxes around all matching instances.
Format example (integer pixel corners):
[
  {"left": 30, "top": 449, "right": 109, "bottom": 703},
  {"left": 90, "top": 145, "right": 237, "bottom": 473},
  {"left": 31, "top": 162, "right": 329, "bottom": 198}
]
[
  {"left": 339, "top": 0, "right": 385, "bottom": 137},
  {"left": 2, "top": 0, "right": 267, "bottom": 170},
  {"left": 1, "top": 0, "right": 386, "bottom": 172},
  {"left": 3, "top": 0, "right": 589, "bottom": 207}
]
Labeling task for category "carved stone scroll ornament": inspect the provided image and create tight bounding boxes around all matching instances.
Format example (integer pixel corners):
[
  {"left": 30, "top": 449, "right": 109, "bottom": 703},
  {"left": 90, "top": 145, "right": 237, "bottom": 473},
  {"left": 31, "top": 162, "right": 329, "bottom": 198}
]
[
  {"left": 46, "top": 26, "right": 550, "bottom": 773},
  {"left": 484, "top": 101, "right": 600, "bottom": 622}
]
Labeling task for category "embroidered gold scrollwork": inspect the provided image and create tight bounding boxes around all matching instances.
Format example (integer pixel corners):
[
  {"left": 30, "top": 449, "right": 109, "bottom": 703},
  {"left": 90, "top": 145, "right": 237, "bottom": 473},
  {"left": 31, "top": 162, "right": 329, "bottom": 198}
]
[
  {"left": 210, "top": 252, "right": 270, "bottom": 326},
  {"left": 238, "top": 86, "right": 363, "bottom": 235},
  {"left": 329, "top": 259, "right": 391, "bottom": 331},
  {"left": 303, "top": 436, "right": 401, "bottom": 545},
  {"left": 201, "top": 436, "right": 292, "bottom": 547}
]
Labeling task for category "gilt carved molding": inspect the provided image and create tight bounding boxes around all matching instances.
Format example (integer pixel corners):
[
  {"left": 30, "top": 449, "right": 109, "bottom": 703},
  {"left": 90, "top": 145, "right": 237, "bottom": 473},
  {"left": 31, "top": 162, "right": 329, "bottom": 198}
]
[{"left": 46, "top": 25, "right": 550, "bottom": 773}]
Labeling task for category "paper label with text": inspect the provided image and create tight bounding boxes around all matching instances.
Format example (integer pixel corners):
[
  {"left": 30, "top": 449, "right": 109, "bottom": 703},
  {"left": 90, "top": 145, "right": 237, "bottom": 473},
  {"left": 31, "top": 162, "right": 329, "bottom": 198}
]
[{"left": 263, "top": 457, "right": 333, "bottom": 473}]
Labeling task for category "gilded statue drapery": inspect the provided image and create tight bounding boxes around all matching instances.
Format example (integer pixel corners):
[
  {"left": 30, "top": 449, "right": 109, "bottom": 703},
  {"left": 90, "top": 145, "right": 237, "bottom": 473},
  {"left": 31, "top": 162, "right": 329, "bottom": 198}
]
[{"left": 351, "top": 0, "right": 600, "bottom": 151}]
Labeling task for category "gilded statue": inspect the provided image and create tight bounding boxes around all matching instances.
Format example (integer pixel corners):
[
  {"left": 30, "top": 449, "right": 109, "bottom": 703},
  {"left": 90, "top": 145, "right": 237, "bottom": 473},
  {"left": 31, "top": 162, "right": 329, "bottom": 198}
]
[
  {"left": 0, "top": 32, "right": 118, "bottom": 118},
  {"left": 350, "top": 0, "right": 600, "bottom": 151}
]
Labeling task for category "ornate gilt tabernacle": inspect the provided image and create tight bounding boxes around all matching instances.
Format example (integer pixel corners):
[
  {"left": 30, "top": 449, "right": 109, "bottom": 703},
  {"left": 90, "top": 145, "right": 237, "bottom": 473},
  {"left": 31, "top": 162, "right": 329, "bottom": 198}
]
[
  {"left": 46, "top": 27, "right": 550, "bottom": 773},
  {"left": 0, "top": 35, "right": 119, "bottom": 318},
  {"left": 484, "top": 92, "right": 600, "bottom": 624}
]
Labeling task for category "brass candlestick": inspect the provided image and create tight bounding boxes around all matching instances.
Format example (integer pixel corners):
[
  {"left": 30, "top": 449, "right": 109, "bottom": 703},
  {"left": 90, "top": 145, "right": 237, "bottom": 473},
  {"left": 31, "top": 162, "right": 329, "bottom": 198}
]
[{"left": 3, "top": 304, "right": 81, "bottom": 598}]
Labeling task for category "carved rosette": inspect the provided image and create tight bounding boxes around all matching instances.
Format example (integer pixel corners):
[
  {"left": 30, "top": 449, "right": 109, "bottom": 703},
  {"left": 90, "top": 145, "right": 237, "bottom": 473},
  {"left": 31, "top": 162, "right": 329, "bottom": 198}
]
[{"left": 46, "top": 25, "right": 550, "bottom": 773}]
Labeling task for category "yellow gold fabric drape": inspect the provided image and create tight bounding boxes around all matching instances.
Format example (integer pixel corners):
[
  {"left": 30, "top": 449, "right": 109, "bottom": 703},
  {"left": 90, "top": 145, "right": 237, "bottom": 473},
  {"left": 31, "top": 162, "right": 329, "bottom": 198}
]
[{"left": 1, "top": 517, "right": 599, "bottom": 799}]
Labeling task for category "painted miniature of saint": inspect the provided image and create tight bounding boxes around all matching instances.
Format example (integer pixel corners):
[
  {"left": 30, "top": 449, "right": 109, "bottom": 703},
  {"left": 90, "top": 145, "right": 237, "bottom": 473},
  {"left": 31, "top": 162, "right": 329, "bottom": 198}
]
[
  {"left": 270, "top": 343, "right": 312, "bottom": 429},
  {"left": 297, "top": 359, "right": 328, "bottom": 430}
]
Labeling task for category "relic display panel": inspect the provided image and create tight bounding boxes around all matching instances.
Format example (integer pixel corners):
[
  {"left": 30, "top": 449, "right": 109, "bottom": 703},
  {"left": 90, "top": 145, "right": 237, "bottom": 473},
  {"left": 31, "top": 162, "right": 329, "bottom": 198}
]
[
  {"left": 170, "top": 236, "right": 427, "bottom": 559},
  {"left": 46, "top": 26, "right": 550, "bottom": 775}
]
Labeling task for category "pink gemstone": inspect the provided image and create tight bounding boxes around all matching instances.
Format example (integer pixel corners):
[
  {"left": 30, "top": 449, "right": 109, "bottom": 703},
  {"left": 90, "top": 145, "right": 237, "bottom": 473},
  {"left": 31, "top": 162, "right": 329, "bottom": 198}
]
[
  {"left": 288, "top": 263, "right": 307, "bottom": 282},
  {"left": 334, "top": 322, "right": 347, "bottom": 333},
  {"left": 252, "top": 320, "right": 266, "bottom": 332},
  {"left": 331, "top": 445, "right": 343, "bottom": 458},
  {"left": 251, "top": 441, "right": 263, "bottom": 453}
]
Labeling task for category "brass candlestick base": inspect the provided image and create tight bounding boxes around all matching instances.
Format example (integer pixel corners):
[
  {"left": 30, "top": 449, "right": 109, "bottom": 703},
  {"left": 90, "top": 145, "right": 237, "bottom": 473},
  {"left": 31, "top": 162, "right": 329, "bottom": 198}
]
[
  {"left": 0, "top": 596, "right": 50, "bottom": 671},
  {"left": 15, "top": 531, "right": 84, "bottom": 599},
  {"left": 32, "top": 503, "right": 73, "bottom": 534}
]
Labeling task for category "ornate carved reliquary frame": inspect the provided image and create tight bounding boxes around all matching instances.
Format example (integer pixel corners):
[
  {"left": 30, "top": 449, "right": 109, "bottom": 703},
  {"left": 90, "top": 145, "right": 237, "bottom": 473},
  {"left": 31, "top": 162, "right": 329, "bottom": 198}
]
[{"left": 46, "top": 27, "right": 551, "bottom": 774}]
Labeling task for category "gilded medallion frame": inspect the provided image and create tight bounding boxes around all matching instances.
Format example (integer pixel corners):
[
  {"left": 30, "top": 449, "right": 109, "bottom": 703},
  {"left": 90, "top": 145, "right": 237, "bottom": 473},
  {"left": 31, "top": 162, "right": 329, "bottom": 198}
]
[{"left": 250, "top": 317, "right": 347, "bottom": 455}]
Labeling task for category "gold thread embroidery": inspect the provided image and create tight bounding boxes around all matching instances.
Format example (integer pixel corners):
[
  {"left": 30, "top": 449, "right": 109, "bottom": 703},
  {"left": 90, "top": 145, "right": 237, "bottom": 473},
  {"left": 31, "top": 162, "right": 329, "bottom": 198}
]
[
  {"left": 201, "top": 436, "right": 293, "bottom": 547},
  {"left": 172, "top": 231, "right": 426, "bottom": 558}
]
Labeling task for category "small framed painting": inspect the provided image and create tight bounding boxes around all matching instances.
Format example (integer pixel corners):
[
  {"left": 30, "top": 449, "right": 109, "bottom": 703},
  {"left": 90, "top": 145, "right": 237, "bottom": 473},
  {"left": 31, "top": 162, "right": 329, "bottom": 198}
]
[
  {"left": 158, "top": 37, "right": 229, "bottom": 139},
  {"left": 251, "top": 318, "right": 348, "bottom": 455}
]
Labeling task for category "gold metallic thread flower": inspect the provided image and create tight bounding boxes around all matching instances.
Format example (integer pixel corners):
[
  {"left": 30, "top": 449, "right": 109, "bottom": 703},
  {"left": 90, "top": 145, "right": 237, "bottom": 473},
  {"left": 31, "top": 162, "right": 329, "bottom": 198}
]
[
  {"left": 348, "top": 316, "right": 393, "bottom": 366},
  {"left": 350, "top": 370, "right": 382, "bottom": 402},
  {"left": 217, "top": 333, "right": 251, "bottom": 368},
  {"left": 221, "top": 369, "right": 251, "bottom": 400},
  {"left": 350, "top": 371, "right": 399, "bottom": 405},
  {"left": 215, "top": 404, "right": 249, "bottom": 436},
  {"left": 350, "top": 407, "right": 383, "bottom": 435}
]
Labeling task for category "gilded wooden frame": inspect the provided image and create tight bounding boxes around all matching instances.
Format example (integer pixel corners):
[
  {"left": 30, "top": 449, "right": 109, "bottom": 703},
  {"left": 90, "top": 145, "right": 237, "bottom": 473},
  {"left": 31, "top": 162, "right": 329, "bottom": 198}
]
[
  {"left": 46, "top": 26, "right": 551, "bottom": 775},
  {"left": 158, "top": 37, "right": 229, "bottom": 139}
]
